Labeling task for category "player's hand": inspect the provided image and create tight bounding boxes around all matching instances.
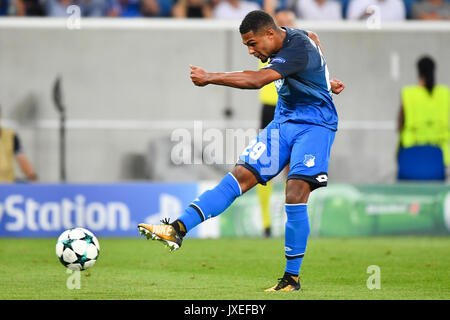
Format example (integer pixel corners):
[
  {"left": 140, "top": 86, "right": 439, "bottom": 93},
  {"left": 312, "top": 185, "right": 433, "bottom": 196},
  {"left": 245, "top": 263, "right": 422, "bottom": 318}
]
[
  {"left": 330, "top": 78, "right": 345, "bottom": 95},
  {"left": 190, "top": 65, "right": 209, "bottom": 87}
]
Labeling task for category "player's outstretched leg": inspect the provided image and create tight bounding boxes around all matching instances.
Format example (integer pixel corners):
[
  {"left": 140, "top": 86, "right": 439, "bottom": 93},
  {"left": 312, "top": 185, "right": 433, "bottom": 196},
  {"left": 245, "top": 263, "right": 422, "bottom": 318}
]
[{"left": 138, "top": 167, "right": 257, "bottom": 251}]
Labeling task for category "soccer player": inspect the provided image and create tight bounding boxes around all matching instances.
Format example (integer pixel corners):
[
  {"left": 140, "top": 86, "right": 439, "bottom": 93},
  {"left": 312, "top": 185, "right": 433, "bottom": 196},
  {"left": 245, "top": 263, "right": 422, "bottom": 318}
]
[
  {"left": 257, "top": 9, "right": 297, "bottom": 238},
  {"left": 138, "top": 10, "right": 344, "bottom": 292}
]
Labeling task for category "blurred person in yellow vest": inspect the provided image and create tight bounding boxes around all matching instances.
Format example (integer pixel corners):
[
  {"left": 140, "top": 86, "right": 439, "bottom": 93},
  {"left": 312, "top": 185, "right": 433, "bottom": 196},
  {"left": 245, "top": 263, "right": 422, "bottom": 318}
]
[
  {"left": 398, "top": 56, "right": 450, "bottom": 178},
  {"left": 0, "top": 105, "right": 37, "bottom": 182},
  {"left": 257, "top": 9, "right": 297, "bottom": 237}
]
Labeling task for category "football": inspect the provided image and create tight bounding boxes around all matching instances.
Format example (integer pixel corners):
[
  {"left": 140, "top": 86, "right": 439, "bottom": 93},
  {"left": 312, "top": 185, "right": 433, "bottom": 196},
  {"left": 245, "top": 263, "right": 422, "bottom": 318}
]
[{"left": 55, "top": 228, "right": 100, "bottom": 271}]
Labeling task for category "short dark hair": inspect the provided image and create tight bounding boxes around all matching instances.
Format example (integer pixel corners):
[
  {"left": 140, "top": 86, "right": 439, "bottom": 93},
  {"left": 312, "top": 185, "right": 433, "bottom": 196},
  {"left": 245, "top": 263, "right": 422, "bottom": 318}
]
[{"left": 239, "top": 10, "right": 277, "bottom": 35}]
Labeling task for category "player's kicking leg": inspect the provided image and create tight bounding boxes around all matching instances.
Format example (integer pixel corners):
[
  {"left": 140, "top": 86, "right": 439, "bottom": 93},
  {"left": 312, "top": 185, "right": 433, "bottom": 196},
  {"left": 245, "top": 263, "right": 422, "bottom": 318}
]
[{"left": 138, "top": 165, "right": 258, "bottom": 251}]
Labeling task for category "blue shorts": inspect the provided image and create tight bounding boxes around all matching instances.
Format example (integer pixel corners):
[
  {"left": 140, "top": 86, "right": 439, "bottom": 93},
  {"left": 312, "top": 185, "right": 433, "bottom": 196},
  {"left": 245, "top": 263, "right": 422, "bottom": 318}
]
[{"left": 237, "top": 121, "right": 336, "bottom": 191}]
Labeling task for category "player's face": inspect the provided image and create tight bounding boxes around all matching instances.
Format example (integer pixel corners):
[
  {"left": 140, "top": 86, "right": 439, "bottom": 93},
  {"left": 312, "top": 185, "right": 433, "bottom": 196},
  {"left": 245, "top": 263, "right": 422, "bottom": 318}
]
[{"left": 241, "top": 29, "right": 275, "bottom": 63}]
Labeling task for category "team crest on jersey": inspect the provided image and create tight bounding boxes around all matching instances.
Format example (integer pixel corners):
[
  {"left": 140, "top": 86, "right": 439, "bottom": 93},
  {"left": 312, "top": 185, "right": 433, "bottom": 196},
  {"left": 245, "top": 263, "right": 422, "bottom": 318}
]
[
  {"left": 303, "top": 154, "right": 315, "bottom": 168},
  {"left": 274, "top": 78, "right": 284, "bottom": 91}
]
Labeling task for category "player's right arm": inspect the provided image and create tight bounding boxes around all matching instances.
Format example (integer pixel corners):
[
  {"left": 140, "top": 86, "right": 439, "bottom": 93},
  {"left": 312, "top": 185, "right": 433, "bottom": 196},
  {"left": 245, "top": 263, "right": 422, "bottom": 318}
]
[{"left": 190, "top": 65, "right": 282, "bottom": 89}]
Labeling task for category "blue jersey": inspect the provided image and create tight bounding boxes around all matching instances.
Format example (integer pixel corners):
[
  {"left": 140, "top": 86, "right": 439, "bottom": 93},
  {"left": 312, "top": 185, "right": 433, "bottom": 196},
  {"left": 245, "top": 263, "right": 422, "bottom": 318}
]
[{"left": 264, "top": 27, "right": 338, "bottom": 131}]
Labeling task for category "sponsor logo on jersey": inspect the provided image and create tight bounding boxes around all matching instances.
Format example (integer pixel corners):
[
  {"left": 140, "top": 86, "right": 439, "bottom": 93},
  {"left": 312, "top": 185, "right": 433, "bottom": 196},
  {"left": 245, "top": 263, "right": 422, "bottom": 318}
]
[{"left": 271, "top": 57, "right": 286, "bottom": 64}]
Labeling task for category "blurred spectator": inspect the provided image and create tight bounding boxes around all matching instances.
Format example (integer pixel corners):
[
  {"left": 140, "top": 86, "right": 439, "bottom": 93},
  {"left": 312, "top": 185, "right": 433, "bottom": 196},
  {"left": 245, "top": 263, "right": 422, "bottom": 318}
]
[
  {"left": 335, "top": 0, "right": 350, "bottom": 18},
  {"left": 44, "top": 0, "right": 110, "bottom": 17},
  {"left": 403, "top": 0, "right": 419, "bottom": 19},
  {"left": 412, "top": 0, "right": 450, "bottom": 20},
  {"left": 141, "top": 0, "right": 174, "bottom": 17},
  {"left": 346, "top": 0, "right": 406, "bottom": 21},
  {"left": 172, "top": 0, "right": 212, "bottom": 18},
  {"left": 0, "top": 0, "right": 8, "bottom": 15},
  {"left": 14, "top": 0, "right": 45, "bottom": 16},
  {"left": 107, "top": 0, "right": 141, "bottom": 16},
  {"left": 293, "top": 0, "right": 343, "bottom": 20},
  {"left": 274, "top": 7, "right": 296, "bottom": 26},
  {"left": 397, "top": 56, "right": 450, "bottom": 180},
  {"left": 78, "top": 0, "right": 109, "bottom": 16},
  {"left": 241, "top": 0, "right": 290, "bottom": 16},
  {"left": 140, "top": 0, "right": 160, "bottom": 16},
  {"left": 213, "top": 0, "right": 260, "bottom": 19},
  {"left": 108, "top": 0, "right": 173, "bottom": 17},
  {"left": 0, "top": 105, "right": 37, "bottom": 183},
  {"left": 45, "top": 0, "right": 73, "bottom": 16}
]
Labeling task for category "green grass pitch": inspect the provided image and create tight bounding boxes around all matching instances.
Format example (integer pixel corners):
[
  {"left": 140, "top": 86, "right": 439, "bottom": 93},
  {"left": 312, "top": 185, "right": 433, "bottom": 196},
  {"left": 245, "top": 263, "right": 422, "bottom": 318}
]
[{"left": 0, "top": 236, "right": 449, "bottom": 300}]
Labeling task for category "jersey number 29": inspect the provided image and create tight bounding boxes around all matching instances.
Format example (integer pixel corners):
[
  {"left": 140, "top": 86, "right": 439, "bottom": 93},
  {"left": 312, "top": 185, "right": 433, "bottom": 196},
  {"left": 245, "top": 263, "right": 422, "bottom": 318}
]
[{"left": 241, "top": 139, "right": 266, "bottom": 160}]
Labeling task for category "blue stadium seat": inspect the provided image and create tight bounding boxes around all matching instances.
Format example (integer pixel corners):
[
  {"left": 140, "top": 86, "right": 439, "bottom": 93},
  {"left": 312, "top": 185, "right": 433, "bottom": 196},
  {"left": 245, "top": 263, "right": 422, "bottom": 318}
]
[{"left": 397, "top": 145, "right": 446, "bottom": 181}]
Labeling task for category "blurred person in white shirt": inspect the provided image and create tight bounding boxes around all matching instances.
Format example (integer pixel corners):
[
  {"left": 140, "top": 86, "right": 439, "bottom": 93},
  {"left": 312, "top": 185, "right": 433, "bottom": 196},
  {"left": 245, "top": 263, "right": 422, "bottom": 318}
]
[
  {"left": 346, "top": 0, "right": 406, "bottom": 21},
  {"left": 213, "top": 0, "right": 260, "bottom": 19},
  {"left": 293, "top": 0, "right": 343, "bottom": 20}
]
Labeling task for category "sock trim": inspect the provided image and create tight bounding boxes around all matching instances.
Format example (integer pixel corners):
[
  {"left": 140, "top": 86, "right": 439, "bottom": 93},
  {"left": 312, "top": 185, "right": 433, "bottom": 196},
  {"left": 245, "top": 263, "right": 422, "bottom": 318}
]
[
  {"left": 188, "top": 203, "right": 205, "bottom": 222},
  {"left": 228, "top": 172, "right": 242, "bottom": 196},
  {"left": 171, "top": 220, "right": 187, "bottom": 237},
  {"left": 284, "top": 271, "right": 299, "bottom": 278},
  {"left": 285, "top": 253, "right": 305, "bottom": 260},
  {"left": 285, "top": 203, "right": 307, "bottom": 206}
]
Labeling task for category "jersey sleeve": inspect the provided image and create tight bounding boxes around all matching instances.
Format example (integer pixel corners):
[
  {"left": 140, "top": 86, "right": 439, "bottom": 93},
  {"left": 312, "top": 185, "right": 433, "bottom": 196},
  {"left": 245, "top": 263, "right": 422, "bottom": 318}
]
[
  {"left": 299, "top": 29, "right": 308, "bottom": 37},
  {"left": 264, "top": 36, "right": 309, "bottom": 78}
]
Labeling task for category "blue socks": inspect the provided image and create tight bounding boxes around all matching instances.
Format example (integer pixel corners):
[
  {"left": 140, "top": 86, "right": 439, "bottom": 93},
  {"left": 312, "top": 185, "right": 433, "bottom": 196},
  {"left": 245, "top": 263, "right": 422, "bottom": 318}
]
[
  {"left": 177, "top": 174, "right": 310, "bottom": 278},
  {"left": 284, "top": 204, "right": 310, "bottom": 276},
  {"left": 178, "top": 172, "right": 242, "bottom": 232}
]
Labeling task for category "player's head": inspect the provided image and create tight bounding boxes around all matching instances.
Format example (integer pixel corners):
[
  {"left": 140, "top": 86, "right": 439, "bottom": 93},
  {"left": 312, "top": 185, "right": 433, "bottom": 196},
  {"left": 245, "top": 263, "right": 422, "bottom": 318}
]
[
  {"left": 417, "top": 55, "right": 435, "bottom": 92},
  {"left": 239, "top": 10, "right": 281, "bottom": 62}
]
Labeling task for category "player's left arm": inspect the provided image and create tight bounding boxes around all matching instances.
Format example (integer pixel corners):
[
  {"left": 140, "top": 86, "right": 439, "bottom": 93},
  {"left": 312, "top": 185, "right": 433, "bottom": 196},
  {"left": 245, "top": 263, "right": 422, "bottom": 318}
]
[
  {"left": 306, "top": 31, "right": 325, "bottom": 56},
  {"left": 190, "top": 65, "right": 281, "bottom": 89},
  {"left": 330, "top": 78, "right": 345, "bottom": 95}
]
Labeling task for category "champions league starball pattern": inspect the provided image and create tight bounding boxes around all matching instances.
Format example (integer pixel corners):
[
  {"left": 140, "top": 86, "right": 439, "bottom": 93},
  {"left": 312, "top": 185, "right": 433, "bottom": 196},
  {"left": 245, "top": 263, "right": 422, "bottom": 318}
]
[{"left": 55, "top": 228, "right": 100, "bottom": 271}]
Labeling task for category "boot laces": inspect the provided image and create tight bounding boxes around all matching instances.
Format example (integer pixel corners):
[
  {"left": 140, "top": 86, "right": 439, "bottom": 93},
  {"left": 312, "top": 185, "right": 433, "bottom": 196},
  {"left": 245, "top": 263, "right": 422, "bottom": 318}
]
[{"left": 160, "top": 218, "right": 171, "bottom": 225}]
